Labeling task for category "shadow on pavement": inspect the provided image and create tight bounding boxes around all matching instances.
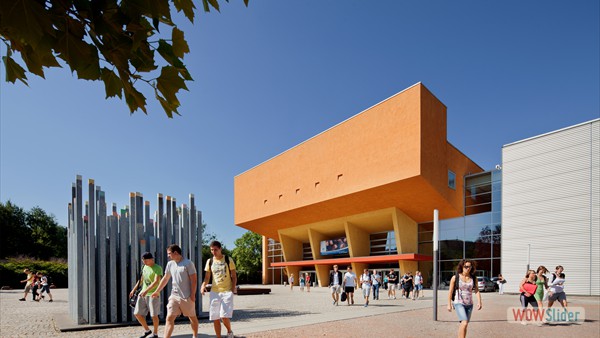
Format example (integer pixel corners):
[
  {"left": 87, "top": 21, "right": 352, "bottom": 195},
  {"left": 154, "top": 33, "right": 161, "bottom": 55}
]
[{"left": 233, "top": 309, "right": 311, "bottom": 322}]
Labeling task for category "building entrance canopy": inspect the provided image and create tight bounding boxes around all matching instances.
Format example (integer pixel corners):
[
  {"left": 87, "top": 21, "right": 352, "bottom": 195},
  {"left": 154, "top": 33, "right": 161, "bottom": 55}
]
[{"left": 270, "top": 253, "right": 432, "bottom": 267}]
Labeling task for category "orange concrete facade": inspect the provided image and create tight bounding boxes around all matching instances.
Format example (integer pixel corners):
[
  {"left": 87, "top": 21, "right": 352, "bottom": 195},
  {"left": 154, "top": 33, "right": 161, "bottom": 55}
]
[{"left": 234, "top": 83, "right": 483, "bottom": 286}]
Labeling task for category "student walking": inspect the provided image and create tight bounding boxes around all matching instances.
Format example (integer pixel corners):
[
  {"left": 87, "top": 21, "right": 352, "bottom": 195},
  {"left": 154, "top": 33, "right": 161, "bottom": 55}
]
[
  {"left": 447, "top": 260, "right": 483, "bottom": 338},
  {"left": 360, "top": 269, "right": 372, "bottom": 307},
  {"left": 371, "top": 270, "right": 381, "bottom": 300},
  {"left": 201, "top": 240, "right": 238, "bottom": 338},
  {"left": 131, "top": 252, "right": 162, "bottom": 338},
  {"left": 289, "top": 274, "right": 295, "bottom": 291},
  {"left": 152, "top": 244, "right": 199, "bottom": 338},
  {"left": 519, "top": 270, "right": 539, "bottom": 311},
  {"left": 19, "top": 269, "right": 34, "bottom": 301},
  {"left": 387, "top": 269, "right": 397, "bottom": 299},
  {"left": 39, "top": 273, "right": 53, "bottom": 302},
  {"left": 547, "top": 265, "right": 567, "bottom": 309},
  {"left": 329, "top": 265, "right": 343, "bottom": 305},
  {"left": 413, "top": 271, "right": 423, "bottom": 300},
  {"left": 497, "top": 274, "right": 506, "bottom": 295},
  {"left": 342, "top": 266, "right": 357, "bottom": 306}
]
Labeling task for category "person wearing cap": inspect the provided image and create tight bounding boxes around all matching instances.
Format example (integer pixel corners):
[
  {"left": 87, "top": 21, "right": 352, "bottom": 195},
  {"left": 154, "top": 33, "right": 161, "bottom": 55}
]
[{"left": 130, "top": 252, "right": 163, "bottom": 338}]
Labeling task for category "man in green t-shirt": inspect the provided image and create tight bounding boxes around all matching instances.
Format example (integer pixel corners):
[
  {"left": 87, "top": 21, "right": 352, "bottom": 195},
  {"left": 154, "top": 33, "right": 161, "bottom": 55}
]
[{"left": 130, "top": 252, "right": 163, "bottom": 338}]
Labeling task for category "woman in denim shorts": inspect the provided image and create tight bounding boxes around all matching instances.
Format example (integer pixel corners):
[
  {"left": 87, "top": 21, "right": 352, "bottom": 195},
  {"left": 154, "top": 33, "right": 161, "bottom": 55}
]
[{"left": 447, "top": 260, "right": 482, "bottom": 338}]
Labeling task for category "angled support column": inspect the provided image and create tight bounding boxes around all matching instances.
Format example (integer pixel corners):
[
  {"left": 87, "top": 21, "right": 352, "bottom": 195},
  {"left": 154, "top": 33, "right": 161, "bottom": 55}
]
[{"left": 392, "top": 208, "right": 418, "bottom": 274}]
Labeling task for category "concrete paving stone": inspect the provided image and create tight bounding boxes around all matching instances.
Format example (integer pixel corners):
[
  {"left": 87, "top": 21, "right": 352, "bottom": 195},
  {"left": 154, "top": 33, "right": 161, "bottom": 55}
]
[{"left": 1, "top": 286, "right": 598, "bottom": 337}]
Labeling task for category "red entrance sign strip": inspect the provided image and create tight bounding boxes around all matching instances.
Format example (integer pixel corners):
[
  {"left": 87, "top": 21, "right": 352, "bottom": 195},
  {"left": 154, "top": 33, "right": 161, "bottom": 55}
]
[{"left": 270, "top": 253, "right": 432, "bottom": 267}]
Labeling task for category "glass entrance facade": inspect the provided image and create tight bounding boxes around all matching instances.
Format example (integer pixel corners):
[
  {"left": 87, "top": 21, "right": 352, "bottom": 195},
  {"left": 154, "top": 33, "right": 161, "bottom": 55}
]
[{"left": 419, "top": 169, "right": 502, "bottom": 286}]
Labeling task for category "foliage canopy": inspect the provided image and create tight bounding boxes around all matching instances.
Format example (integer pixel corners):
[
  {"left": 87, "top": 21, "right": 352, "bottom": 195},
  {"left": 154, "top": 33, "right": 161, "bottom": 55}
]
[
  {"left": 231, "top": 231, "right": 261, "bottom": 283},
  {"left": 0, "top": 0, "right": 248, "bottom": 118},
  {"left": 0, "top": 200, "right": 67, "bottom": 260}
]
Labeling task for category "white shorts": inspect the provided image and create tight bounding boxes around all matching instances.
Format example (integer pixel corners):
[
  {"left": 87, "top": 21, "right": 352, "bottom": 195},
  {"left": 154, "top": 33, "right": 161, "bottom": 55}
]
[
  {"left": 362, "top": 285, "right": 371, "bottom": 297},
  {"left": 134, "top": 295, "right": 161, "bottom": 317},
  {"left": 209, "top": 291, "right": 234, "bottom": 321},
  {"left": 389, "top": 284, "right": 396, "bottom": 290},
  {"left": 330, "top": 285, "right": 341, "bottom": 294}
]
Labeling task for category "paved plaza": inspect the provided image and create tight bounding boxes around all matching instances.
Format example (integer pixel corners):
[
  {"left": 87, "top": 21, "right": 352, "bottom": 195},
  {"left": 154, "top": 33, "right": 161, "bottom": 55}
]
[{"left": 1, "top": 285, "right": 598, "bottom": 337}]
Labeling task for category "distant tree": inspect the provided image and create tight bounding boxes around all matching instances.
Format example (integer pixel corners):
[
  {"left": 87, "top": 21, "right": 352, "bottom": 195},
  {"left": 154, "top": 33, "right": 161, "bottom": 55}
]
[
  {"left": 231, "top": 231, "right": 261, "bottom": 284},
  {"left": 27, "top": 207, "right": 68, "bottom": 259},
  {"left": 0, "top": 201, "right": 67, "bottom": 259},
  {"left": 0, "top": 0, "right": 249, "bottom": 117},
  {"left": 0, "top": 200, "right": 32, "bottom": 258}
]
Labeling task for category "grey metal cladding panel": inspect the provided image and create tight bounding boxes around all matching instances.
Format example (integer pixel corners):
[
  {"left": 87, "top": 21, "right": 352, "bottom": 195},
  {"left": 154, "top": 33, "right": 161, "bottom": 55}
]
[
  {"left": 504, "top": 170, "right": 589, "bottom": 196},
  {"left": 502, "top": 215, "right": 591, "bottom": 236},
  {"left": 503, "top": 196, "right": 590, "bottom": 218},
  {"left": 503, "top": 150, "right": 590, "bottom": 175},
  {"left": 503, "top": 157, "right": 590, "bottom": 185},
  {"left": 503, "top": 180, "right": 590, "bottom": 208},
  {"left": 503, "top": 123, "right": 592, "bottom": 157}
]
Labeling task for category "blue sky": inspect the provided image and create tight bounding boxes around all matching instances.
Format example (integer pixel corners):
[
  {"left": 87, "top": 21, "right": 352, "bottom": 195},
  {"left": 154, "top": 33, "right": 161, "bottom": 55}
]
[{"left": 1, "top": 0, "right": 599, "bottom": 249}]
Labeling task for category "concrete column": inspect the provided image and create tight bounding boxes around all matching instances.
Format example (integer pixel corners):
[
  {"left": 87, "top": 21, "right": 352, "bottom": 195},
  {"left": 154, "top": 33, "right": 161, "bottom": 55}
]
[
  {"left": 157, "top": 194, "right": 165, "bottom": 269},
  {"left": 129, "top": 192, "right": 137, "bottom": 316},
  {"left": 172, "top": 198, "right": 179, "bottom": 246},
  {"left": 108, "top": 212, "right": 118, "bottom": 323},
  {"left": 181, "top": 203, "right": 189, "bottom": 258},
  {"left": 87, "top": 180, "right": 97, "bottom": 324},
  {"left": 392, "top": 208, "right": 418, "bottom": 274},
  {"left": 119, "top": 207, "right": 129, "bottom": 322},
  {"left": 135, "top": 193, "right": 144, "bottom": 264},
  {"left": 97, "top": 189, "right": 107, "bottom": 323},
  {"left": 196, "top": 210, "right": 203, "bottom": 314},
  {"left": 145, "top": 200, "right": 152, "bottom": 253},
  {"left": 75, "top": 176, "right": 85, "bottom": 324}
]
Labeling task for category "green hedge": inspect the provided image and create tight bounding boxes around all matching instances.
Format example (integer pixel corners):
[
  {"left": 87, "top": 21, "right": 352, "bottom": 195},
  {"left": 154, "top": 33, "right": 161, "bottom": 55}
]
[{"left": 0, "top": 257, "right": 68, "bottom": 289}]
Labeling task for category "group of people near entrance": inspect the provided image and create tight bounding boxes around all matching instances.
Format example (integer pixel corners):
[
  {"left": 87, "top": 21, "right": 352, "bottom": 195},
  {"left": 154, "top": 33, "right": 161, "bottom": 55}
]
[
  {"left": 447, "top": 260, "right": 569, "bottom": 338},
  {"left": 326, "top": 265, "right": 424, "bottom": 307},
  {"left": 518, "top": 265, "right": 568, "bottom": 311},
  {"left": 19, "top": 269, "right": 53, "bottom": 303},
  {"left": 128, "top": 241, "right": 237, "bottom": 338}
]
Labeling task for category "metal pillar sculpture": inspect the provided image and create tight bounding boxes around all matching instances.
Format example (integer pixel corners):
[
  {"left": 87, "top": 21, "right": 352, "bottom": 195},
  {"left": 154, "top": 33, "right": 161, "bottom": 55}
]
[{"left": 68, "top": 175, "right": 203, "bottom": 324}]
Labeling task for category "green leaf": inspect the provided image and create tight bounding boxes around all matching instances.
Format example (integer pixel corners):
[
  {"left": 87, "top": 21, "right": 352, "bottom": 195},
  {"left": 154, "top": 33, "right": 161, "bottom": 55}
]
[
  {"left": 2, "top": 55, "right": 28, "bottom": 86},
  {"left": 130, "top": 42, "right": 158, "bottom": 72},
  {"left": 155, "top": 91, "right": 179, "bottom": 118},
  {"left": 100, "top": 68, "right": 123, "bottom": 99},
  {"left": 157, "top": 39, "right": 184, "bottom": 68},
  {"left": 156, "top": 66, "right": 188, "bottom": 108},
  {"left": 0, "top": 0, "right": 55, "bottom": 49},
  {"left": 207, "top": 0, "right": 221, "bottom": 12},
  {"left": 173, "top": 0, "right": 196, "bottom": 23},
  {"left": 172, "top": 27, "right": 190, "bottom": 58},
  {"left": 123, "top": 83, "right": 147, "bottom": 114}
]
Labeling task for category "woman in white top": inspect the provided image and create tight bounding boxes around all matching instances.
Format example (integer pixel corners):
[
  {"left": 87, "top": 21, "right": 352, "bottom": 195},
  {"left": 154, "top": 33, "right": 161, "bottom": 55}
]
[
  {"left": 360, "top": 269, "right": 372, "bottom": 307},
  {"left": 447, "top": 260, "right": 483, "bottom": 338}
]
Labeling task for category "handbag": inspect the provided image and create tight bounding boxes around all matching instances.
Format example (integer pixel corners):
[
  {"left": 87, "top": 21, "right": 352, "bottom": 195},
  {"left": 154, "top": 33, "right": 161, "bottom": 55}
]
[
  {"left": 129, "top": 268, "right": 145, "bottom": 308},
  {"left": 129, "top": 288, "right": 141, "bottom": 308},
  {"left": 340, "top": 291, "right": 347, "bottom": 302}
]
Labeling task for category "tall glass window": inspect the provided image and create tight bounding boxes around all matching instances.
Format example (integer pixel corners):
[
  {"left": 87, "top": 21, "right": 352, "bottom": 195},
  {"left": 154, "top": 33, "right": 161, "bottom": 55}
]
[
  {"left": 427, "top": 169, "right": 502, "bottom": 285},
  {"left": 370, "top": 231, "right": 397, "bottom": 255}
]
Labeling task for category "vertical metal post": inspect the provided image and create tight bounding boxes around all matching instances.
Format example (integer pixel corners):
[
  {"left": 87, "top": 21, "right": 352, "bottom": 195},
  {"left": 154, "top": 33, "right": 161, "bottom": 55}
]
[
  {"left": 97, "top": 189, "right": 107, "bottom": 323},
  {"left": 433, "top": 209, "right": 439, "bottom": 321}
]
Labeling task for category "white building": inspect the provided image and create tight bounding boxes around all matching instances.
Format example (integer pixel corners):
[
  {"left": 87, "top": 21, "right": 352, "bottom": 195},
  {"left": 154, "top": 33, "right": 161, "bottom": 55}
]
[{"left": 502, "top": 118, "right": 599, "bottom": 295}]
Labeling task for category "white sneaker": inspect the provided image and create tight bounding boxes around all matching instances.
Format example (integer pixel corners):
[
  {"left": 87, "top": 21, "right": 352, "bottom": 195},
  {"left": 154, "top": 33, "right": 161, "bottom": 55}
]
[{"left": 227, "top": 332, "right": 234, "bottom": 338}]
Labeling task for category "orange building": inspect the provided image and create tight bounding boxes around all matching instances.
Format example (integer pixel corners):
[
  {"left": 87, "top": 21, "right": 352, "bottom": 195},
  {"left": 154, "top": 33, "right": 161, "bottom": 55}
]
[{"left": 234, "top": 83, "right": 483, "bottom": 286}]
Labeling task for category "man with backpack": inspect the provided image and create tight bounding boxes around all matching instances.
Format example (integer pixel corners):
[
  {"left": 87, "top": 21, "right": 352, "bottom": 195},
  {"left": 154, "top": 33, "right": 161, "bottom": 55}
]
[{"left": 201, "top": 240, "right": 237, "bottom": 338}]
